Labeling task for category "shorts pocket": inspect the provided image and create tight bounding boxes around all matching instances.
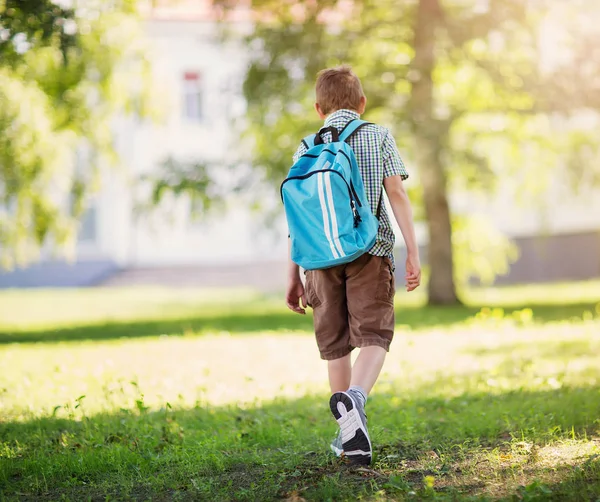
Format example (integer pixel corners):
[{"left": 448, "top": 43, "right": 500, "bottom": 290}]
[
  {"left": 305, "top": 271, "right": 322, "bottom": 308},
  {"left": 375, "top": 257, "right": 395, "bottom": 304}
]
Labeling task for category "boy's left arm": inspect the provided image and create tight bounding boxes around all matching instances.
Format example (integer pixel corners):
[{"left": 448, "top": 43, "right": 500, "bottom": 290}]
[
  {"left": 381, "top": 130, "right": 421, "bottom": 292},
  {"left": 384, "top": 176, "right": 421, "bottom": 292}
]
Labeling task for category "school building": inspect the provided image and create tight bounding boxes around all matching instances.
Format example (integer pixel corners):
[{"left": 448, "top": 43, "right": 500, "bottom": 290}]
[{"left": 1, "top": 1, "right": 599, "bottom": 289}]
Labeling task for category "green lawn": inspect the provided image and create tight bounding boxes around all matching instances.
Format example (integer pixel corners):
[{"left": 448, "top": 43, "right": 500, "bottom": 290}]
[{"left": 1, "top": 282, "right": 600, "bottom": 501}]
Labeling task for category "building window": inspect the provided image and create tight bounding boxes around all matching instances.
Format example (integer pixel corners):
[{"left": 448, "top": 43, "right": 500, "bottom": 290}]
[{"left": 182, "top": 71, "right": 203, "bottom": 122}]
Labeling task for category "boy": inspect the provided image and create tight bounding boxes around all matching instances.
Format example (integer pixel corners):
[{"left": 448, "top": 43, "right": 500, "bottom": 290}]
[{"left": 285, "top": 65, "right": 421, "bottom": 465}]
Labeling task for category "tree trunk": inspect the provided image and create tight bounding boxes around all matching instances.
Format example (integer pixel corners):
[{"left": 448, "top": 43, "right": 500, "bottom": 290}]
[{"left": 410, "top": 0, "right": 460, "bottom": 305}]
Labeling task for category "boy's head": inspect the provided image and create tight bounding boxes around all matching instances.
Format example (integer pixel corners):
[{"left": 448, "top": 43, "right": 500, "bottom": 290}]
[{"left": 315, "top": 65, "right": 366, "bottom": 119}]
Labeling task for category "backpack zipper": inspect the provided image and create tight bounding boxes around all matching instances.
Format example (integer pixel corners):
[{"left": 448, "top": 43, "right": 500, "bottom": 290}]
[
  {"left": 280, "top": 169, "right": 362, "bottom": 227},
  {"left": 297, "top": 149, "right": 363, "bottom": 208}
]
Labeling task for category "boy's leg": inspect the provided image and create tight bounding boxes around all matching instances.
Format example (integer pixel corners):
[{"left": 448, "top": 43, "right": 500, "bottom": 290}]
[
  {"left": 328, "top": 254, "right": 395, "bottom": 465},
  {"left": 346, "top": 253, "right": 395, "bottom": 396},
  {"left": 328, "top": 354, "right": 351, "bottom": 393},
  {"left": 350, "top": 346, "right": 387, "bottom": 394},
  {"left": 305, "top": 266, "right": 352, "bottom": 458},
  {"left": 328, "top": 354, "right": 352, "bottom": 457},
  {"left": 305, "top": 267, "right": 351, "bottom": 361}
]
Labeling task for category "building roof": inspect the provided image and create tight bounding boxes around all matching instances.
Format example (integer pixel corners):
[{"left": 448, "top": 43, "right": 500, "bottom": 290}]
[
  {"left": 139, "top": 0, "right": 350, "bottom": 24},
  {"left": 140, "top": 0, "right": 250, "bottom": 23}
]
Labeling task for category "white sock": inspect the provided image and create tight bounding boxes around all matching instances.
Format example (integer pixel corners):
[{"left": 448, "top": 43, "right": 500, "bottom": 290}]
[{"left": 348, "top": 385, "right": 367, "bottom": 407}]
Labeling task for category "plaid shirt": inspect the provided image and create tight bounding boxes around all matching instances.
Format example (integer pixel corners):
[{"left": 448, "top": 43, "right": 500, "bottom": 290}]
[{"left": 293, "top": 109, "right": 408, "bottom": 259}]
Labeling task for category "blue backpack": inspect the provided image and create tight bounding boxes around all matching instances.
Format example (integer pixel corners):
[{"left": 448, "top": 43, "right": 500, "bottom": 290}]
[{"left": 281, "top": 119, "right": 379, "bottom": 270}]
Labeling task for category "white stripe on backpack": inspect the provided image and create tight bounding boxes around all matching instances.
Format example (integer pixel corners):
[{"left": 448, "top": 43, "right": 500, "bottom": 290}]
[
  {"left": 324, "top": 172, "right": 345, "bottom": 258},
  {"left": 317, "top": 171, "right": 339, "bottom": 259}
]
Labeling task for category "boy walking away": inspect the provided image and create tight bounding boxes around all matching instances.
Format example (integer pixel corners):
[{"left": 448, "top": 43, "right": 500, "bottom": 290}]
[{"left": 282, "top": 65, "right": 421, "bottom": 466}]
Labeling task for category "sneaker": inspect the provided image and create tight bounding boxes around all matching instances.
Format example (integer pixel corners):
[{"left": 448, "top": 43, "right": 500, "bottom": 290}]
[
  {"left": 330, "top": 429, "right": 343, "bottom": 457},
  {"left": 329, "top": 391, "right": 372, "bottom": 465}
]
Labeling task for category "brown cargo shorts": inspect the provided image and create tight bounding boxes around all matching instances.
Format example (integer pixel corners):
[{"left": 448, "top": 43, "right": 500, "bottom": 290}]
[{"left": 304, "top": 253, "right": 395, "bottom": 360}]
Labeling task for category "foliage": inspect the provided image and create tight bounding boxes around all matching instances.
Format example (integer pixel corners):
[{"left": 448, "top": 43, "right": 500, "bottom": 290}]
[
  {"left": 1, "top": 284, "right": 600, "bottom": 500},
  {"left": 0, "top": 0, "right": 77, "bottom": 61},
  {"left": 0, "top": 0, "right": 154, "bottom": 268},
  {"left": 453, "top": 215, "right": 519, "bottom": 288},
  {"left": 143, "top": 157, "right": 223, "bottom": 216},
  {"left": 210, "top": 0, "right": 600, "bottom": 304}
]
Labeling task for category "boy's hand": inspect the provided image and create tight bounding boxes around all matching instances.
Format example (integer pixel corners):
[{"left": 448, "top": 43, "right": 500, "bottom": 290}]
[
  {"left": 405, "top": 254, "right": 421, "bottom": 292},
  {"left": 286, "top": 278, "right": 308, "bottom": 314}
]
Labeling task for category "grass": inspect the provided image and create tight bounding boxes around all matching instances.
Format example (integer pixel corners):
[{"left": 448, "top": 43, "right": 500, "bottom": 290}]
[
  {"left": 0, "top": 281, "right": 599, "bottom": 344},
  {"left": 1, "top": 281, "right": 600, "bottom": 501}
]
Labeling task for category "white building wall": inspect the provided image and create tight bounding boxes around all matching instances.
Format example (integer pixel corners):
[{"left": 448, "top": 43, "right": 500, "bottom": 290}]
[
  {"left": 82, "top": 18, "right": 292, "bottom": 267},
  {"left": 452, "top": 173, "right": 600, "bottom": 239},
  {"left": 81, "top": 15, "right": 600, "bottom": 269}
]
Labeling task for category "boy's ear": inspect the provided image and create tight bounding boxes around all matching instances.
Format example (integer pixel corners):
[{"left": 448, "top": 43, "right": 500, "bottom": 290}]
[
  {"left": 357, "top": 96, "right": 367, "bottom": 114},
  {"left": 315, "top": 102, "right": 327, "bottom": 119}
]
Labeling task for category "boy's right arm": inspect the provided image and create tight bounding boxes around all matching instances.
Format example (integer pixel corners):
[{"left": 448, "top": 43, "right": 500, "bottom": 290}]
[
  {"left": 285, "top": 142, "right": 309, "bottom": 314},
  {"left": 285, "top": 238, "right": 307, "bottom": 314},
  {"left": 293, "top": 142, "right": 307, "bottom": 163}
]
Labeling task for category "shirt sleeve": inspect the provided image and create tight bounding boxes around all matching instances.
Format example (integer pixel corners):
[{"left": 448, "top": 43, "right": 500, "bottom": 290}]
[
  {"left": 382, "top": 128, "right": 409, "bottom": 180},
  {"left": 293, "top": 142, "right": 308, "bottom": 163}
]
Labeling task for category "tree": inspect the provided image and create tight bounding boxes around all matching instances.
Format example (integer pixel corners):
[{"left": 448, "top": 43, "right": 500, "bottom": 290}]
[
  {"left": 0, "top": 0, "right": 77, "bottom": 61},
  {"left": 212, "top": 0, "right": 600, "bottom": 305},
  {"left": 409, "top": 0, "right": 456, "bottom": 304},
  {"left": 0, "top": 0, "right": 154, "bottom": 268}
]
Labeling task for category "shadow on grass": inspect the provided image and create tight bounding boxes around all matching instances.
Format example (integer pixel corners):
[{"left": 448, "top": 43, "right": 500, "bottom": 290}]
[
  {"left": 2, "top": 384, "right": 600, "bottom": 500},
  {"left": 0, "top": 302, "right": 598, "bottom": 345},
  {"left": 466, "top": 338, "right": 600, "bottom": 359}
]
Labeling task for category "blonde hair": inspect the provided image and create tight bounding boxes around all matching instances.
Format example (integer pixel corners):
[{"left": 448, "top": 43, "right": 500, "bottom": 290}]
[{"left": 315, "top": 65, "right": 365, "bottom": 115}]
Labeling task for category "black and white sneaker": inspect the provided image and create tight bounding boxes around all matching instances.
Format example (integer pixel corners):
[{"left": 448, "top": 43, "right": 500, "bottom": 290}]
[
  {"left": 330, "top": 429, "right": 343, "bottom": 457},
  {"left": 329, "top": 391, "right": 372, "bottom": 465}
]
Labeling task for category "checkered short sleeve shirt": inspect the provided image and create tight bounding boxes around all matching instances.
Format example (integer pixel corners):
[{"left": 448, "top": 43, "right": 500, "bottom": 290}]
[{"left": 293, "top": 109, "right": 409, "bottom": 258}]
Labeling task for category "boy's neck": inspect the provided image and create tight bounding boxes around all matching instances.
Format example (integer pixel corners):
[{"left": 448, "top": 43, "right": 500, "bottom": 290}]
[{"left": 324, "top": 109, "right": 361, "bottom": 121}]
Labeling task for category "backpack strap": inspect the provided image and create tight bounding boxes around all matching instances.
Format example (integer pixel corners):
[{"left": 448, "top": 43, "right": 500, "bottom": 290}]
[
  {"left": 339, "top": 119, "right": 373, "bottom": 143},
  {"left": 301, "top": 120, "right": 372, "bottom": 149},
  {"left": 301, "top": 134, "right": 316, "bottom": 150},
  {"left": 376, "top": 192, "right": 383, "bottom": 220},
  {"left": 314, "top": 126, "right": 340, "bottom": 145}
]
